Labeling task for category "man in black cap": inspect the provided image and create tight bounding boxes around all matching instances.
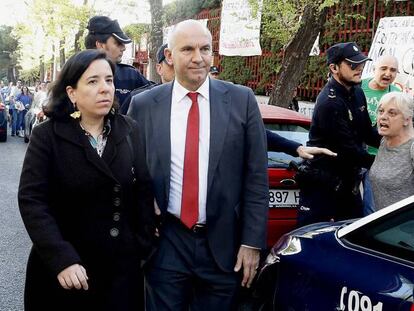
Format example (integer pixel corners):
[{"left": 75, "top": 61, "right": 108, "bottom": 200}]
[
  {"left": 209, "top": 66, "right": 219, "bottom": 79},
  {"left": 297, "top": 42, "right": 381, "bottom": 226},
  {"left": 85, "top": 15, "right": 150, "bottom": 111},
  {"left": 155, "top": 43, "right": 175, "bottom": 84}
]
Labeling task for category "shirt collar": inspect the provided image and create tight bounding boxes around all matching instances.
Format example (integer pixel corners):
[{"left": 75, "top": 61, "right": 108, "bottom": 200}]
[{"left": 173, "top": 78, "right": 210, "bottom": 102}]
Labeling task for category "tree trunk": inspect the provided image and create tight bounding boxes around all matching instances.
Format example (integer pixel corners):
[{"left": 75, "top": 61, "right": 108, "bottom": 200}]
[
  {"left": 269, "top": 3, "right": 328, "bottom": 107},
  {"left": 74, "top": 30, "right": 84, "bottom": 52},
  {"left": 59, "top": 38, "right": 65, "bottom": 69},
  {"left": 149, "top": 0, "right": 163, "bottom": 83},
  {"left": 40, "top": 55, "right": 45, "bottom": 82},
  {"left": 74, "top": 0, "right": 88, "bottom": 52}
]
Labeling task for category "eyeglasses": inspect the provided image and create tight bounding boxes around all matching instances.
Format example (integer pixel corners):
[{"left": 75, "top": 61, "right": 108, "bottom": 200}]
[{"left": 343, "top": 61, "right": 365, "bottom": 71}]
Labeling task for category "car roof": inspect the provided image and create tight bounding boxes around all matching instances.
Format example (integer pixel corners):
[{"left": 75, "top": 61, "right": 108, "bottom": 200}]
[
  {"left": 337, "top": 194, "right": 414, "bottom": 238},
  {"left": 258, "top": 104, "right": 310, "bottom": 125}
]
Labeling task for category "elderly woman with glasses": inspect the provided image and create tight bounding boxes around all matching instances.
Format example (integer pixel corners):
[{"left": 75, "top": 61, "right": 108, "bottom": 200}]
[{"left": 369, "top": 91, "right": 414, "bottom": 211}]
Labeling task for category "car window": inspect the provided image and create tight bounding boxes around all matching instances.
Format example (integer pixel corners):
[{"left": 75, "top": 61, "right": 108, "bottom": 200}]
[
  {"left": 265, "top": 123, "right": 309, "bottom": 168},
  {"left": 344, "top": 205, "right": 414, "bottom": 263}
]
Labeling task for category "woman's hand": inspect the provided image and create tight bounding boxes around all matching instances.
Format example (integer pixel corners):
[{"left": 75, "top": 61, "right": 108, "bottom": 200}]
[{"left": 57, "top": 264, "right": 89, "bottom": 290}]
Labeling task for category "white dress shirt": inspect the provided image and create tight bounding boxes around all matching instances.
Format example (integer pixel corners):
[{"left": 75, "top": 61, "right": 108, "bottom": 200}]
[{"left": 167, "top": 79, "right": 210, "bottom": 224}]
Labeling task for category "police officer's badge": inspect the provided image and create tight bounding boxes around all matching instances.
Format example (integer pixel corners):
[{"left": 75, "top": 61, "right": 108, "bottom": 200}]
[{"left": 348, "top": 109, "right": 353, "bottom": 121}]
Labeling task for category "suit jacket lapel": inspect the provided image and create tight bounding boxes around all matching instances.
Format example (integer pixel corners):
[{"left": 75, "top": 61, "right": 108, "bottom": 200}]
[
  {"left": 151, "top": 83, "right": 173, "bottom": 202},
  {"left": 207, "top": 79, "right": 230, "bottom": 192}
]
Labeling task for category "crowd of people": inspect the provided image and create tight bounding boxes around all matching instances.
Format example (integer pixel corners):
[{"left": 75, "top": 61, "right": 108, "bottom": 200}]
[
  {"left": 14, "top": 13, "right": 414, "bottom": 311},
  {"left": 0, "top": 80, "right": 49, "bottom": 139}
]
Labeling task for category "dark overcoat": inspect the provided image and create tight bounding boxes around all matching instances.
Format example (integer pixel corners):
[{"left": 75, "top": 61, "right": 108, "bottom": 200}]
[{"left": 18, "top": 114, "right": 154, "bottom": 311}]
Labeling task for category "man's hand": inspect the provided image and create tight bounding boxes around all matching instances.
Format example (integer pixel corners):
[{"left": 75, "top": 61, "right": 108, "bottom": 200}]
[
  {"left": 234, "top": 246, "right": 260, "bottom": 288},
  {"left": 296, "top": 146, "right": 337, "bottom": 160},
  {"left": 57, "top": 264, "right": 89, "bottom": 290}
]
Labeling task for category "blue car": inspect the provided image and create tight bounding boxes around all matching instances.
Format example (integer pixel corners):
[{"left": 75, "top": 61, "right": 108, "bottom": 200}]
[{"left": 255, "top": 195, "right": 414, "bottom": 311}]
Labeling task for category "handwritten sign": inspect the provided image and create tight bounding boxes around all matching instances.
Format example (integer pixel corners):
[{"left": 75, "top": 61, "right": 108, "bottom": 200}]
[
  {"left": 362, "top": 16, "right": 414, "bottom": 92},
  {"left": 219, "top": 0, "right": 262, "bottom": 56}
]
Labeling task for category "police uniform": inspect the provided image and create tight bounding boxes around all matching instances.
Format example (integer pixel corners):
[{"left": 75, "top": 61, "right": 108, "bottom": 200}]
[
  {"left": 298, "top": 42, "right": 381, "bottom": 226},
  {"left": 115, "top": 63, "right": 149, "bottom": 111}
]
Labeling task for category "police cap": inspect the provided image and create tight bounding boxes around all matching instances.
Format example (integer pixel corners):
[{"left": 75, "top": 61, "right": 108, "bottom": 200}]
[
  {"left": 87, "top": 16, "right": 132, "bottom": 44},
  {"left": 156, "top": 43, "right": 168, "bottom": 64},
  {"left": 209, "top": 66, "right": 219, "bottom": 74},
  {"left": 327, "top": 42, "right": 371, "bottom": 65}
]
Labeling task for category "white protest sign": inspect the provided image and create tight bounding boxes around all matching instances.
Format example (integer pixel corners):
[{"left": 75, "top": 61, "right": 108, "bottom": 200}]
[
  {"left": 219, "top": 0, "right": 262, "bottom": 56},
  {"left": 310, "top": 34, "right": 320, "bottom": 56},
  {"left": 362, "top": 16, "right": 414, "bottom": 92}
]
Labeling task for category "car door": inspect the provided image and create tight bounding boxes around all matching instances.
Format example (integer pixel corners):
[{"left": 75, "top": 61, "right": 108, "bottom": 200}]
[{"left": 338, "top": 204, "right": 414, "bottom": 311}]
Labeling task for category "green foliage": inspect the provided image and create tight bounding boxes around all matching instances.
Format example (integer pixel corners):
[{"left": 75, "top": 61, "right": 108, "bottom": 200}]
[
  {"left": 163, "top": 0, "right": 220, "bottom": 25},
  {"left": 20, "top": 67, "right": 41, "bottom": 84},
  {"left": 0, "top": 26, "right": 20, "bottom": 81},
  {"left": 123, "top": 24, "right": 150, "bottom": 43},
  {"left": 220, "top": 56, "right": 252, "bottom": 85},
  {"left": 13, "top": 0, "right": 94, "bottom": 77}
]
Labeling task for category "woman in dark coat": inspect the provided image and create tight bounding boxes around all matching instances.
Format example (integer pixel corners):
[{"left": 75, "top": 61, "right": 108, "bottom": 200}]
[{"left": 18, "top": 49, "right": 155, "bottom": 311}]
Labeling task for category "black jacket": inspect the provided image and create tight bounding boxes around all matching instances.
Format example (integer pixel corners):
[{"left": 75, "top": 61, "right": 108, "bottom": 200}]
[
  {"left": 115, "top": 63, "right": 149, "bottom": 110},
  {"left": 307, "top": 77, "right": 381, "bottom": 177},
  {"left": 18, "top": 114, "right": 154, "bottom": 310}
]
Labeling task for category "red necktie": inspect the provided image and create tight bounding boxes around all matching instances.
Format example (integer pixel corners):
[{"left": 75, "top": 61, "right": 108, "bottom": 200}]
[{"left": 180, "top": 92, "right": 199, "bottom": 228}]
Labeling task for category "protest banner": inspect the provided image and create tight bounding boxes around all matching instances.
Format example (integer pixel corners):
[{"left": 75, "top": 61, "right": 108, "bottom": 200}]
[
  {"left": 362, "top": 16, "right": 414, "bottom": 93},
  {"left": 219, "top": 0, "right": 262, "bottom": 56}
]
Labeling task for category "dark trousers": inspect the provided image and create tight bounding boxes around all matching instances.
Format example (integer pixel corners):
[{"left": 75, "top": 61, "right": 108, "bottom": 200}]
[
  {"left": 145, "top": 216, "right": 240, "bottom": 311},
  {"left": 298, "top": 183, "right": 363, "bottom": 227}
]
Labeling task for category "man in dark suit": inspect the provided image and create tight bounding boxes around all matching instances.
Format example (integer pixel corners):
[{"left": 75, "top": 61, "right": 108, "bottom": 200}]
[{"left": 128, "top": 19, "right": 268, "bottom": 310}]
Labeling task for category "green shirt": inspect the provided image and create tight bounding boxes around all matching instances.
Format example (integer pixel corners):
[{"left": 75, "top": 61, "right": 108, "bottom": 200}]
[{"left": 361, "top": 78, "right": 401, "bottom": 155}]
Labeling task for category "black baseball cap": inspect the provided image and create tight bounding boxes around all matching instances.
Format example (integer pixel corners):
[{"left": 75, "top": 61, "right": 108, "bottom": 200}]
[
  {"left": 87, "top": 16, "right": 132, "bottom": 44},
  {"left": 210, "top": 66, "right": 219, "bottom": 74},
  {"left": 156, "top": 44, "right": 168, "bottom": 64},
  {"left": 327, "top": 42, "right": 371, "bottom": 65}
]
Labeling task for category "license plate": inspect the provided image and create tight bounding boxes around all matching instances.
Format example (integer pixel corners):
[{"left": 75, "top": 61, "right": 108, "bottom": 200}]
[{"left": 269, "top": 189, "right": 299, "bottom": 208}]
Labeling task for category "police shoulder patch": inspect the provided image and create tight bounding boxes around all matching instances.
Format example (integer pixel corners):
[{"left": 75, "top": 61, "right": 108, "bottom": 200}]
[{"left": 328, "top": 88, "right": 336, "bottom": 99}]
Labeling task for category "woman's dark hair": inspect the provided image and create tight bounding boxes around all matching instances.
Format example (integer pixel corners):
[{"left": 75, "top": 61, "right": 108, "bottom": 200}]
[
  {"left": 21, "top": 86, "right": 31, "bottom": 96},
  {"left": 44, "top": 49, "right": 117, "bottom": 120}
]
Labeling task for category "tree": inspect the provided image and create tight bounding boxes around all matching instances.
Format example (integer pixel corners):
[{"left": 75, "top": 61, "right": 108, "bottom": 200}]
[
  {"left": 123, "top": 23, "right": 150, "bottom": 51},
  {"left": 15, "top": 0, "right": 93, "bottom": 81},
  {"left": 247, "top": 0, "right": 338, "bottom": 107},
  {"left": 269, "top": 1, "right": 332, "bottom": 107},
  {"left": 149, "top": 0, "right": 163, "bottom": 83},
  {"left": 0, "top": 26, "right": 20, "bottom": 82},
  {"left": 163, "top": 0, "right": 220, "bottom": 25}
]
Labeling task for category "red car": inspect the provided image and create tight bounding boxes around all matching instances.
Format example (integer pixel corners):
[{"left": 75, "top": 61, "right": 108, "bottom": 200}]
[{"left": 259, "top": 104, "right": 311, "bottom": 247}]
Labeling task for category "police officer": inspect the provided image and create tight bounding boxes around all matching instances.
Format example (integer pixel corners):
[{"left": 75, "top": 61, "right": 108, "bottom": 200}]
[
  {"left": 298, "top": 42, "right": 381, "bottom": 226},
  {"left": 121, "top": 43, "right": 174, "bottom": 114},
  {"left": 85, "top": 16, "right": 150, "bottom": 112}
]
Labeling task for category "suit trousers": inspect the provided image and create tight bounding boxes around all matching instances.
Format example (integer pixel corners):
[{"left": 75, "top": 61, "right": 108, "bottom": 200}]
[{"left": 145, "top": 215, "right": 240, "bottom": 311}]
